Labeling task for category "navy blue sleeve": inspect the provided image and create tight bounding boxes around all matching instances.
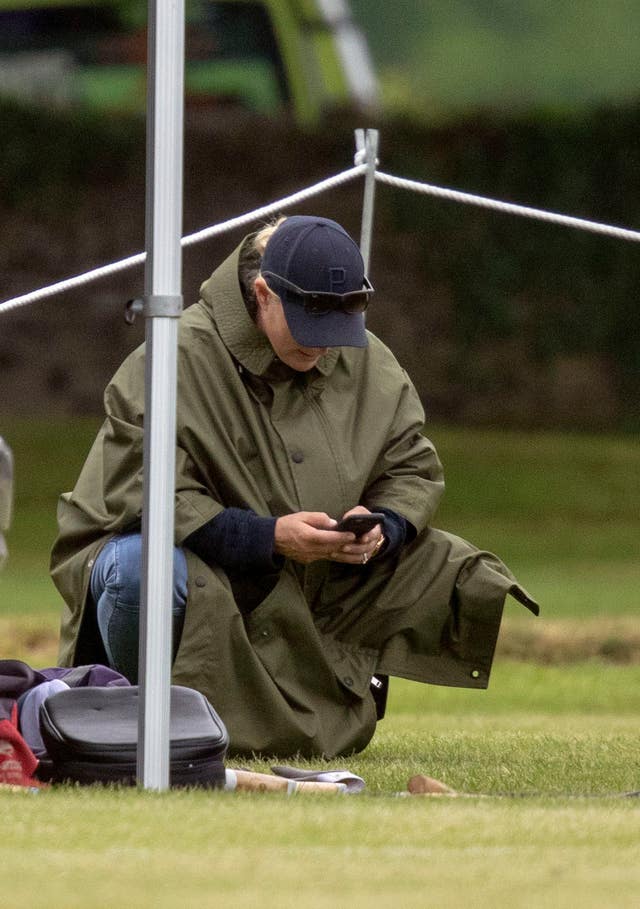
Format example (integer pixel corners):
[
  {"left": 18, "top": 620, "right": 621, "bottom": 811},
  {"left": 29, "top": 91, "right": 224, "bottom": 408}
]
[
  {"left": 184, "top": 507, "right": 283, "bottom": 575},
  {"left": 369, "top": 505, "right": 415, "bottom": 558}
]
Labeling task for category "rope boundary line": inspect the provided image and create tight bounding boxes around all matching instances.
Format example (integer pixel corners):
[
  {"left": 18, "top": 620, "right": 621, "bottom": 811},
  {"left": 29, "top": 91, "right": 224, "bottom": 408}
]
[
  {"left": 3, "top": 160, "right": 640, "bottom": 316},
  {"left": 376, "top": 171, "right": 640, "bottom": 244},
  {"left": 0, "top": 164, "right": 366, "bottom": 315}
]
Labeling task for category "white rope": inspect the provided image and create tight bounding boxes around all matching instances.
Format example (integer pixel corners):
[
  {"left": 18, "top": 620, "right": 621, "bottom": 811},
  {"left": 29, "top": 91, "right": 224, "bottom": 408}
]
[
  {"left": 376, "top": 170, "right": 640, "bottom": 244},
  {"left": 4, "top": 159, "right": 640, "bottom": 317},
  {"left": 180, "top": 164, "right": 366, "bottom": 249},
  {"left": 0, "top": 164, "right": 366, "bottom": 315},
  {"left": 0, "top": 251, "right": 147, "bottom": 315}
]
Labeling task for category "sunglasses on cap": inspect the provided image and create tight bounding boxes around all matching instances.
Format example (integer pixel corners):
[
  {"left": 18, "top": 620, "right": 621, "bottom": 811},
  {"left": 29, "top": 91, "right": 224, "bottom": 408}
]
[{"left": 262, "top": 271, "right": 374, "bottom": 315}]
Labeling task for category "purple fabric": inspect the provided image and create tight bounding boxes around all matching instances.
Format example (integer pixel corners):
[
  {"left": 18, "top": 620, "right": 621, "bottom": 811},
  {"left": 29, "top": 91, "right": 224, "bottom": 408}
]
[
  {"left": 18, "top": 679, "right": 69, "bottom": 757},
  {"left": 39, "top": 664, "right": 131, "bottom": 688},
  {"left": 0, "top": 660, "right": 47, "bottom": 721},
  {"left": 1, "top": 660, "right": 131, "bottom": 767},
  {"left": 1, "top": 659, "right": 130, "bottom": 723}
]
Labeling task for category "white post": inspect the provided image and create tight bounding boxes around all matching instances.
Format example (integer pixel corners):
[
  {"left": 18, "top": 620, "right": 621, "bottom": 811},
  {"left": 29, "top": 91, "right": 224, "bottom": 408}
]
[
  {"left": 137, "top": 0, "right": 185, "bottom": 791},
  {"left": 355, "top": 128, "right": 379, "bottom": 273}
]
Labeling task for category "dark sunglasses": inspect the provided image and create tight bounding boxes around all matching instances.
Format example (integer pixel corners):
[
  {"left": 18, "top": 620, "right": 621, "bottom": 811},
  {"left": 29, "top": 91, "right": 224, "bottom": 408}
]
[{"left": 262, "top": 271, "right": 374, "bottom": 315}]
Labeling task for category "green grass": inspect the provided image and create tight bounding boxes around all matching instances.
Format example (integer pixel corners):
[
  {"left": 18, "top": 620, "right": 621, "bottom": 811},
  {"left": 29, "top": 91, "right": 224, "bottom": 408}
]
[
  {"left": 434, "top": 427, "right": 640, "bottom": 619},
  {"left": 0, "top": 416, "right": 100, "bottom": 617},
  {"left": 1, "top": 422, "right": 638, "bottom": 906},
  {"left": 3, "top": 666, "right": 640, "bottom": 908},
  {"left": 225, "top": 664, "right": 640, "bottom": 797},
  {"left": 4, "top": 790, "right": 640, "bottom": 909},
  {"left": 397, "top": 660, "right": 640, "bottom": 719}
]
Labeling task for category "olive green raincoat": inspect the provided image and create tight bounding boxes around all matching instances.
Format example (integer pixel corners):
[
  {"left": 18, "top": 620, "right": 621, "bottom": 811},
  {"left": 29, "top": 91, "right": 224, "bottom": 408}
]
[{"left": 51, "top": 240, "right": 538, "bottom": 758}]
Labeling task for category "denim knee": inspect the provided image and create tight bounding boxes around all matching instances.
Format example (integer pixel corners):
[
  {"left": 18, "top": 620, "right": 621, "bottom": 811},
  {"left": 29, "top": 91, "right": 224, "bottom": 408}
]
[
  {"left": 90, "top": 532, "right": 188, "bottom": 610},
  {"left": 90, "top": 532, "right": 188, "bottom": 681}
]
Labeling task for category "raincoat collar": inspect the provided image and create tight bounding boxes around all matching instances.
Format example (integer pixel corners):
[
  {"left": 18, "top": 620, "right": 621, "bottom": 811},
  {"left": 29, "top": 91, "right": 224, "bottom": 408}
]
[{"left": 198, "top": 240, "right": 340, "bottom": 379}]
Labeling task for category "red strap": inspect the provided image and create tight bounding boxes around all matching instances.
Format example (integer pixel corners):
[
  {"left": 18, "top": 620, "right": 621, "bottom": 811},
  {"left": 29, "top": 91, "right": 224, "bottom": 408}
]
[{"left": 0, "top": 718, "right": 40, "bottom": 787}]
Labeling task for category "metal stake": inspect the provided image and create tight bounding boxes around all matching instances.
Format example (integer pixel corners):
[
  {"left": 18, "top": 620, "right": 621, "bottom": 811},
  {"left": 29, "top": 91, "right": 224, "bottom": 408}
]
[
  {"left": 355, "top": 129, "right": 379, "bottom": 274},
  {"left": 137, "top": 0, "right": 185, "bottom": 791}
]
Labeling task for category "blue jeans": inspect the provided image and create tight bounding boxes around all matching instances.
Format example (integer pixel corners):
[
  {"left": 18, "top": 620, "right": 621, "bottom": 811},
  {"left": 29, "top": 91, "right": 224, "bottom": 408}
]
[{"left": 90, "top": 532, "right": 188, "bottom": 683}]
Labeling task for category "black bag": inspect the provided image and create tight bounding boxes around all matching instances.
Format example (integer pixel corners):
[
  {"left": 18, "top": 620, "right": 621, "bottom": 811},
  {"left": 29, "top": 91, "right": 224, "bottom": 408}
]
[{"left": 38, "top": 685, "right": 228, "bottom": 788}]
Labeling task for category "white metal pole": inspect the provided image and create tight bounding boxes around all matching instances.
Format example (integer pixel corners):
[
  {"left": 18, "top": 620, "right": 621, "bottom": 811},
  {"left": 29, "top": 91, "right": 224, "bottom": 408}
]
[
  {"left": 355, "top": 128, "right": 379, "bottom": 273},
  {"left": 137, "top": 0, "right": 185, "bottom": 791}
]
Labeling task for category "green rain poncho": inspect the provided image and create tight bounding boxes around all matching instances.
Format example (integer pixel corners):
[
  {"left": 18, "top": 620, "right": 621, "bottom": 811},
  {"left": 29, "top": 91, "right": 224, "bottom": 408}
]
[{"left": 51, "top": 240, "right": 538, "bottom": 757}]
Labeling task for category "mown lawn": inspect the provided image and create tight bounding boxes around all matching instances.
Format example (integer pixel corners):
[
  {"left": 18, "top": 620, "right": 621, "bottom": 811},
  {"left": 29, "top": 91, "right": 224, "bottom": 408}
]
[
  {"left": 5, "top": 786, "right": 640, "bottom": 909},
  {"left": 3, "top": 665, "right": 640, "bottom": 908}
]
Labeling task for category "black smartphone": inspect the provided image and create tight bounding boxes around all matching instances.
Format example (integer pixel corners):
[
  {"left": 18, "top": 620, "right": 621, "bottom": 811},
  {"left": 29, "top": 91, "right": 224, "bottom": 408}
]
[{"left": 335, "top": 513, "right": 385, "bottom": 536}]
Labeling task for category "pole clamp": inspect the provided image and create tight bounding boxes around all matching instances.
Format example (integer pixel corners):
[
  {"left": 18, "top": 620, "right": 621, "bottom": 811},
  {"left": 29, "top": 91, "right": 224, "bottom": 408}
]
[
  {"left": 125, "top": 295, "right": 183, "bottom": 324},
  {"left": 354, "top": 128, "right": 380, "bottom": 167}
]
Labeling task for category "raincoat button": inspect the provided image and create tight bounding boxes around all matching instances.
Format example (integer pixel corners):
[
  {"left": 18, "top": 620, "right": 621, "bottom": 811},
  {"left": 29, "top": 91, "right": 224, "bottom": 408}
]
[
  {"left": 291, "top": 450, "right": 304, "bottom": 463},
  {"left": 471, "top": 669, "right": 480, "bottom": 679},
  {"left": 87, "top": 559, "right": 95, "bottom": 569},
  {"left": 261, "top": 629, "right": 269, "bottom": 638},
  {"left": 195, "top": 576, "right": 206, "bottom": 588},
  {"left": 343, "top": 676, "right": 354, "bottom": 687}
]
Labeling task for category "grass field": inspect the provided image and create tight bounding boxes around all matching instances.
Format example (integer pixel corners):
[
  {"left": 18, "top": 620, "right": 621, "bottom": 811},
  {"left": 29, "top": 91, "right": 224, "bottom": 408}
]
[
  {"left": 3, "top": 666, "right": 640, "bottom": 908},
  {"left": 1, "top": 419, "right": 639, "bottom": 907}
]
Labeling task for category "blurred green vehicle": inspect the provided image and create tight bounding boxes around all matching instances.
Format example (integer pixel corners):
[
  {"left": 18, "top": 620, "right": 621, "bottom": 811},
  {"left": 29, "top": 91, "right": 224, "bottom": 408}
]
[{"left": 0, "top": 0, "right": 378, "bottom": 124}]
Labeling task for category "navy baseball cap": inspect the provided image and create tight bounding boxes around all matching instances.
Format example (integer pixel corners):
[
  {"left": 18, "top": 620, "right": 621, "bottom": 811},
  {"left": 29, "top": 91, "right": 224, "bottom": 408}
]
[{"left": 260, "top": 216, "right": 373, "bottom": 348}]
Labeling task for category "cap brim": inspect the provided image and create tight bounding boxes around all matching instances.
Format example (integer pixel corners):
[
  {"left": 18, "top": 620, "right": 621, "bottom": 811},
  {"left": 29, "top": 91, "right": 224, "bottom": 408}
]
[{"left": 280, "top": 293, "right": 368, "bottom": 349}]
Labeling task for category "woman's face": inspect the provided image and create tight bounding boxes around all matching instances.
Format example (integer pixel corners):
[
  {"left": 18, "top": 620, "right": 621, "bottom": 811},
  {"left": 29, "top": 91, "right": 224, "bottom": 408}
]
[{"left": 254, "top": 277, "right": 328, "bottom": 372}]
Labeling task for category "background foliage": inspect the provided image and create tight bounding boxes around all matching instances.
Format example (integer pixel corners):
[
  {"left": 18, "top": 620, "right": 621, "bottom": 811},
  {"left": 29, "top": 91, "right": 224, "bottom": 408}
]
[
  {"left": 350, "top": 0, "right": 640, "bottom": 118},
  {"left": 2, "top": 97, "right": 639, "bottom": 429}
]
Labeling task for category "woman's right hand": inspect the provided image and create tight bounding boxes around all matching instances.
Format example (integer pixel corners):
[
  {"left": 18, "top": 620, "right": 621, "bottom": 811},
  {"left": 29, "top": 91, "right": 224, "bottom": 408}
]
[{"left": 274, "top": 512, "right": 354, "bottom": 565}]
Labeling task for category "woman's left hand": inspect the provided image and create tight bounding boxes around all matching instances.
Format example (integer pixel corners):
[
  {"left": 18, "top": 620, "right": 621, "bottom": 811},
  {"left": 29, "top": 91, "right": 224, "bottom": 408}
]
[{"left": 329, "top": 506, "right": 385, "bottom": 566}]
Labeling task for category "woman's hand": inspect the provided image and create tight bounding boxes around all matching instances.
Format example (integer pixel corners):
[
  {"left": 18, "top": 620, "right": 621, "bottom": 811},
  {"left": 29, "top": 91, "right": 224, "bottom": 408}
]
[
  {"left": 274, "top": 512, "right": 352, "bottom": 564},
  {"left": 274, "top": 507, "right": 385, "bottom": 566},
  {"left": 331, "top": 506, "right": 385, "bottom": 565}
]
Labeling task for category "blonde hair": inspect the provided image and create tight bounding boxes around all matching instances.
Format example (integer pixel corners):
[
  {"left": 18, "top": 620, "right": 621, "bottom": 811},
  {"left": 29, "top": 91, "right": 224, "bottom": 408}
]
[{"left": 238, "top": 216, "right": 287, "bottom": 320}]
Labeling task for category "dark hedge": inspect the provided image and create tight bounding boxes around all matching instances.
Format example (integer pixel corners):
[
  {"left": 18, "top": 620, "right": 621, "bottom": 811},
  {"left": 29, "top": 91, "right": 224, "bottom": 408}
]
[{"left": 1, "top": 100, "right": 638, "bottom": 428}]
